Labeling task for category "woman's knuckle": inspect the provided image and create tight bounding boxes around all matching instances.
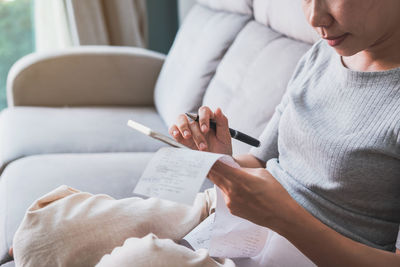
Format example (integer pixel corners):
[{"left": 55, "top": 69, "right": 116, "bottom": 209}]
[{"left": 199, "top": 106, "right": 209, "bottom": 113}]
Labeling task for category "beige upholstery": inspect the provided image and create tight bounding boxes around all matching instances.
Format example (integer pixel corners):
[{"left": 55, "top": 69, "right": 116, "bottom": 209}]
[
  {"left": 253, "top": 0, "right": 319, "bottom": 44},
  {"left": 197, "top": 0, "right": 252, "bottom": 15},
  {"left": 7, "top": 46, "right": 165, "bottom": 107}
]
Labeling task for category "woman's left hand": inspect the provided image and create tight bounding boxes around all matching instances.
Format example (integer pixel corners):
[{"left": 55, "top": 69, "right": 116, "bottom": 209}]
[{"left": 208, "top": 160, "right": 299, "bottom": 233}]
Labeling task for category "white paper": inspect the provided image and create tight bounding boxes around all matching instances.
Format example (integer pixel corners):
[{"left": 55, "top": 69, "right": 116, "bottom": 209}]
[
  {"left": 209, "top": 187, "right": 269, "bottom": 258},
  {"left": 134, "top": 147, "right": 269, "bottom": 258},
  {"left": 133, "top": 147, "right": 224, "bottom": 205},
  {"left": 182, "top": 213, "right": 215, "bottom": 250}
]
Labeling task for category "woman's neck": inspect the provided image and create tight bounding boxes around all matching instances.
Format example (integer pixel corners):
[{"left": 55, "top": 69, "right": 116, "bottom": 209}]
[{"left": 342, "top": 30, "right": 400, "bottom": 72}]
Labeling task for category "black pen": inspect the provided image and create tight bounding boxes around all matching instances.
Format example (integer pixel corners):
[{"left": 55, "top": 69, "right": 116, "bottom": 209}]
[{"left": 185, "top": 113, "right": 261, "bottom": 147}]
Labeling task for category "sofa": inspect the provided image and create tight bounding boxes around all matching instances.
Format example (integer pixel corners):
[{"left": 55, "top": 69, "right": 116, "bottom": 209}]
[{"left": 0, "top": 0, "right": 319, "bottom": 265}]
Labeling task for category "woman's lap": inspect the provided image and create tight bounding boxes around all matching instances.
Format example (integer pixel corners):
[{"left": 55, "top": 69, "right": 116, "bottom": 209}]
[
  {"left": 12, "top": 185, "right": 313, "bottom": 267},
  {"left": 12, "top": 185, "right": 217, "bottom": 266}
]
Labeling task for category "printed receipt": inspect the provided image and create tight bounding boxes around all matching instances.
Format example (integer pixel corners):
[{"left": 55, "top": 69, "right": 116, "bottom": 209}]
[
  {"left": 134, "top": 147, "right": 269, "bottom": 258},
  {"left": 209, "top": 187, "right": 269, "bottom": 258},
  {"left": 133, "top": 147, "right": 223, "bottom": 205}
]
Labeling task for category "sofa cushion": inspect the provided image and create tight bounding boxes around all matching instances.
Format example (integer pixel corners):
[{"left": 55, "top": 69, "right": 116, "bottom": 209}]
[
  {"left": 0, "top": 107, "right": 168, "bottom": 168},
  {"left": 0, "top": 153, "right": 214, "bottom": 265},
  {"left": 198, "top": 0, "right": 252, "bottom": 15},
  {"left": 253, "top": 0, "right": 319, "bottom": 44},
  {"left": 202, "top": 21, "right": 311, "bottom": 155},
  {"left": 154, "top": 3, "right": 251, "bottom": 126}
]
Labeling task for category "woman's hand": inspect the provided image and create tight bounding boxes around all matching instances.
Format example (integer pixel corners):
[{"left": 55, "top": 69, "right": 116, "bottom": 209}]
[
  {"left": 208, "top": 161, "right": 297, "bottom": 232},
  {"left": 169, "top": 107, "right": 232, "bottom": 156},
  {"left": 209, "top": 162, "right": 400, "bottom": 267}
]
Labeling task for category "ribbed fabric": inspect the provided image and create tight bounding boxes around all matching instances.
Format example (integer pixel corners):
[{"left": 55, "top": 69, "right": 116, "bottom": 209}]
[{"left": 251, "top": 40, "right": 400, "bottom": 252}]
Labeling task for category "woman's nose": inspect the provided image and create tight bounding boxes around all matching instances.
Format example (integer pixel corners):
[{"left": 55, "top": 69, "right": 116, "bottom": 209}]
[{"left": 308, "top": 0, "right": 333, "bottom": 29}]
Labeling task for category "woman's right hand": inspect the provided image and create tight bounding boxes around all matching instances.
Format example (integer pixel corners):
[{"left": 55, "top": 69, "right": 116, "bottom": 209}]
[{"left": 169, "top": 106, "right": 232, "bottom": 156}]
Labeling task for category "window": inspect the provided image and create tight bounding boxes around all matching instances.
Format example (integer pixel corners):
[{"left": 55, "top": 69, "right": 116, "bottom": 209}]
[{"left": 0, "top": 0, "right": 35, "bottom": 110}]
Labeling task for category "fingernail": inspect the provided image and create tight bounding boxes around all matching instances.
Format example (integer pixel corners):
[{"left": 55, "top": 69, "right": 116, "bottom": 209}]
[
  {"left": 172, "top": 130, "right": 178, "bottom": 136},
  {"left": 201, "top": 124, "right": 207, "bottom": 132},
  {"left": 199, "top": 142, "right": 207, "bottom": 150},
  {"left": 184, "top": 130, "right": 190, "bottom": 137}
]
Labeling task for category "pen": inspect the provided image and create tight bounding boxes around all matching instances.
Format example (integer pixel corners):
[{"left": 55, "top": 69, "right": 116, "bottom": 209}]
[{"left": 185, "top": 113, "right": 261, "bottom": 147}]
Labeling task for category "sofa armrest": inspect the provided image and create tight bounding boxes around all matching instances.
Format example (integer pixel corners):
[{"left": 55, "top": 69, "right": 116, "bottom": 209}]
[{"left": 7, "top": 46, "right": 166, "bottom": 107}]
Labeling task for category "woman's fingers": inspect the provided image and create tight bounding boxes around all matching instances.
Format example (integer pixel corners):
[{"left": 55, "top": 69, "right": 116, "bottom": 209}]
[
  {"left": 188, "top": 121, "right": 208, "bottom": 151},
  {"left": 9, "top": 247, "right": 13, "bottom": 258},
  {"left": 198, "top": 106, "right": 214, "bottom": 133},
  {"left": 209, "top": 160, "right": 243, "bottom": 185},
  {"left": 176, "top": 114, "right": 192, "bottom": 139},
  {"left": 208, "top": 168, "right": 233, "bottom": 194},
  {"left": 169, "top": 124, "right": 180, "bottom": 139},
  {"left": 169, "top": 124, "right": 197, "bottom": 150}
]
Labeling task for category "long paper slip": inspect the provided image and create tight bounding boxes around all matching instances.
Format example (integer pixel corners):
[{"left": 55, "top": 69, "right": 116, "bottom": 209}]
[{"left": 133, "top": 147, "right": 225, "bottom": 205}]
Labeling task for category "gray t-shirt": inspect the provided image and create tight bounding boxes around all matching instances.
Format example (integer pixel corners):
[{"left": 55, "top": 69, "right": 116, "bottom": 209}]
[{"left": 251, "top": 40, "right": 400, "bottom": 252}]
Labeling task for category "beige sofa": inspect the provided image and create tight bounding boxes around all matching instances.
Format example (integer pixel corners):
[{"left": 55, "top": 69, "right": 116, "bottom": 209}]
[{"left": 0, "top": 0, "right": 319, "bottom": 265}]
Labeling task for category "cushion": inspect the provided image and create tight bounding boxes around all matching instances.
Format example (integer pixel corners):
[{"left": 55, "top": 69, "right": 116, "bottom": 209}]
[
  {"left": 202, "top": 21, "right": 311, "bottom": 155},
  {"left": 0, "top": 153, "right": 214, "bottom": 265},
  {"left": 0, "top": 107, "right": 169, "bottom": 168},
  {"left": 253, "top": 0, "right": 320, "bottom": 44},
  {"left": 154, "top": 4, "right": 251, "bottom": 126},
  {"left": 197, "top": 0, "right": 253, "bottom": 15}
]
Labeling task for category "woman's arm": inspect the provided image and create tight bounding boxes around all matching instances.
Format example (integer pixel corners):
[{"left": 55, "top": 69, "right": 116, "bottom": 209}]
[
  {"left": 208, "top": 162, "right": 400, "bottom": 267},
  {"left": 233, "top": 154, "right": 266, "bottom": 168},
  {"left": 281, "top": 197, "right": 400, "bottom": 267}
]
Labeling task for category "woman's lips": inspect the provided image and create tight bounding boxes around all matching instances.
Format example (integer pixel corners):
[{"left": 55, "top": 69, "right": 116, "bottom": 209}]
[{"left": 324, "top": 33, "right": 349, "bottom": 47}]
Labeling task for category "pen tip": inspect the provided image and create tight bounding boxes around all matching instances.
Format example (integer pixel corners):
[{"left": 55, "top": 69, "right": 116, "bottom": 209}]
[{"left": 185, "top": 113, "right": 197, "bottom": 120}]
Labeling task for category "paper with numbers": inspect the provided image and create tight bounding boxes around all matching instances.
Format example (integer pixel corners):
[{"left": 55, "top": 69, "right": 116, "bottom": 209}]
[
  {"left": 133, "top": 147, "right": 227, "bottom": 205},
  {"left": 135, "top": 147, "right": 269, "bottom": 258},
  {"left": 209, "top": 187, "right": 269, "bottom": 258}
]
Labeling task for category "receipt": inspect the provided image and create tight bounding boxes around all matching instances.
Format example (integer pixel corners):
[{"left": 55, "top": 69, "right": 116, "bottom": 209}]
[
  {"left": 209, "top": 187, "right": 269, "bottom": 258},
  {"left": 135, "top": 147, "right": 269, "bottom": 258},
  {"left": 133, "top": 147, "right": 225, "bottom": 205}
]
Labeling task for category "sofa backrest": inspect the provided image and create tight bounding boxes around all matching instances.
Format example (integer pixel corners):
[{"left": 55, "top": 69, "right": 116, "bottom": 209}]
[
  {"left": 203, "top": 0, "right": 319, "bottom": 155},
  {"left": 154, "top": 0, "right": 253, "bottom": 126}
]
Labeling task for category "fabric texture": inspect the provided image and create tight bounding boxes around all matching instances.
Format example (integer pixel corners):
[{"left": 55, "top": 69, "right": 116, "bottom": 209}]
[
  {"left": 10, "top": 185, "right": 315, "bottom": 267},
  {"left": 0, "top": 107, "right": 168, "bottom": 168},
  {"left": 96, "top": 234, "right": 234, "bottom": 267},
  {"left": 66, "top": 0, "right": 147, "bottom": 47},
  {"left": 154, "top": 4, "right": 251, "bottom": 126},
  {"left": 0, "top": 152, "right": 215, "bottom": 265},
  {"left": 12, "top": 186, "right": 219, "bottom": 266},
  {"left": 202, "top": 21, "right": 311, "bottom": 155},
  {"left": 197, "top": 0, "right": 252, "bottom": 15},
  {"left": 253, "top": 0, "right": 319, "bottom": 44},
  {"left": 7, "top": 46, "right": 164, "bottom": 107},
  {"left": 251, "top": 40, "right": 400, "bottom": 251},
  {"left": 34, "top": 0, "right": 73, "bottom": 52}
]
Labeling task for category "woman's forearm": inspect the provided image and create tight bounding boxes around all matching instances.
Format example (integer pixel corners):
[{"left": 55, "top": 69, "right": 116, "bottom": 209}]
[
  {"left": 277, "top": 202, "right": 400, "bottom": 267},
  {"left": 233, "top": 154, "right": 266, "bottom": 168}
]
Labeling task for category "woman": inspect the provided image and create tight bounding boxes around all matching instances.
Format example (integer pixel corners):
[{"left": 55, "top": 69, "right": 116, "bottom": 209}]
[
  {"left": 11, "top": 0, "right": 400, "bottom": 266},
  {"left": 167, "top": 0, "right": 400, "bottom": 265}
]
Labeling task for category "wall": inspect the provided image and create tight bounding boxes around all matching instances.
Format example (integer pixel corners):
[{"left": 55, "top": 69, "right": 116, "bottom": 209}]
[{"left": 146, "top": 0, "right": 179, "bottom": 54}]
